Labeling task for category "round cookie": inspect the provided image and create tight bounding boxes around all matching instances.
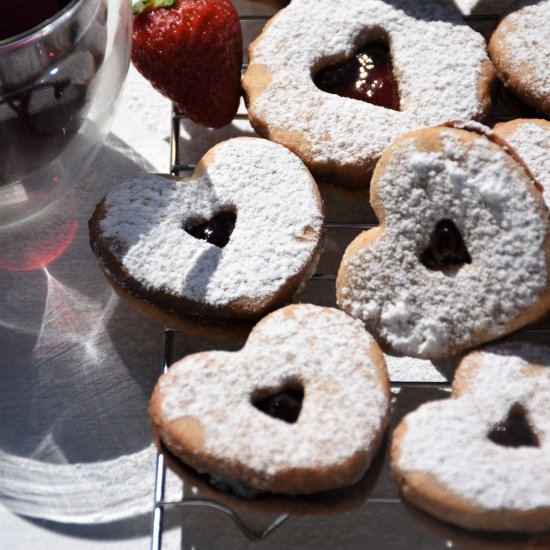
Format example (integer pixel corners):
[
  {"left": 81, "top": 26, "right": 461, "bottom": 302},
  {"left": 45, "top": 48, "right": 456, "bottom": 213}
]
[
  {"left": 149, "top": 304, "right": 391, "bottom": 495},
  {"left": 337, "top": 125, "right": 550, "bottom": 359},
  {"left": 494, "top": 118, "right": 550, "bottom": 206},
  {"left": 391, "top": 342, "right": 550, "bottom": 533},
  {"left": 242, "top": 0, "right": 495, "bottom": 186},
  {"left": 489, "top": 0, "right": 550, "bottom": 117},
  {"left": 89, "top": 138, "right": 324, "bottom": 328}
]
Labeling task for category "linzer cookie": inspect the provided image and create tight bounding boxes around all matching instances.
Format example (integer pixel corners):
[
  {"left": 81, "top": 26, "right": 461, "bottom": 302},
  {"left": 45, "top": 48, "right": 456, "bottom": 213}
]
[
  {"left": 242, "top": 0, "right": 494, "bottom": 186},
  {"left": 494, "top": 118, "right": 550, "bottom": 206},
  {"left": 391, "top": 343, "right": 550, "bottom": 533},
  {"left": 337, "top": 125, "right": 550, "bottom": 359},
  {"left": 149, "top": 304, "right": 391, "bottom": 495},
  {"left": 89, "top": 138, "right": 324, "bottom": 330},
  {"left": 489, "top": 0, "right": 550, "bottom": 117}
]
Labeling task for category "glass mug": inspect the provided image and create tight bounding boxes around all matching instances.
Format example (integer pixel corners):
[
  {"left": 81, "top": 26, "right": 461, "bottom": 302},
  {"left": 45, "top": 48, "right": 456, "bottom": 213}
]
[{"left": 0, "top": 0, "right": 132, "bottom": 227}]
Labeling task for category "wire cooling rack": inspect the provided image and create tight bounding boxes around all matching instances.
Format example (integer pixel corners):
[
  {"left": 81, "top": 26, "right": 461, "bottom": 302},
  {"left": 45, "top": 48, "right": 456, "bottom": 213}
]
[{"left": 149, "top": 9, "right": 547, "bottom": 550}]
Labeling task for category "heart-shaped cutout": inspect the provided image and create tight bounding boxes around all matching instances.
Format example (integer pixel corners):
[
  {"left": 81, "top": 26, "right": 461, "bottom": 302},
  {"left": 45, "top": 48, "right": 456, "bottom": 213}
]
[
  {"left": 149, "top": 304, "right": 390, "bottom": 495},
  {"left": 184, "top": 211, "right": 236, "bottom": 249},
  {"left": 487, "top": 404, "right": 539, "bottom": 448},
  {"left": 89, "top": 138, "right": 324, "bottom": 326},
  {"left": 314, "top": 40, "right": 400, "bottom": 111},
  {"left": 252, "top": 382, "right": 304, "bottom": 424},
  {"left": 421, "top": 219, "right": 472, "bottom": 271},
  {"left": 337, "top": 126, "right": 550, "bottom": 359},
  {"left": 391, "top": 343, "right": 550, "bottom": 533}
]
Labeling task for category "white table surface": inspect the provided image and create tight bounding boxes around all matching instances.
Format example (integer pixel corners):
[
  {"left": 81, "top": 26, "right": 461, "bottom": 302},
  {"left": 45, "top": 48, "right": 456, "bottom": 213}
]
[{"left": 0, "top": 65, "right": 179, "bottom": 548}]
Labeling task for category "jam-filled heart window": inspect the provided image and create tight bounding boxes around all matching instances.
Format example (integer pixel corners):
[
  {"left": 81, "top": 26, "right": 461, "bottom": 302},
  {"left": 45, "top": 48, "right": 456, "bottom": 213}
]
[
  {"left": 251, "top": 380, "right": 305, "bottom": 424},
  {"left": 421, "top": 219, "right": 472, "bottom": 271},
  {"left": 487, "top": 403, "right": 539, "bottom": 448},
  {"left": 184, "top": 210, "right": 236, "bottom": 248},
  {"left": 314, "top": 38, "right": 400, "bottom": 111}
]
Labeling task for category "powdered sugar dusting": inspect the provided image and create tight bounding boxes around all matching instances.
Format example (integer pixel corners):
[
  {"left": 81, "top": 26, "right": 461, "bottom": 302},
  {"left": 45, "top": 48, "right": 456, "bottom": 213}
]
[
  {"left": 397, "top": 343, "right": 550, "bottom": 511},
  {"left": 245, "top": 0, "right": 490, "bottom": 176},
  {"left": 97, "top": 138, "right": 323, "bottom": 310},
  {"left": 496, "top": 120, "right": 550, "bottom": 208},
  {"left": 159, "top": 305, "right": 390, "bottom": 487},
  {"left": 494, "top": 0, "right": 550, "bottom": 104},
  {"left": 338, "top": 129, "right": 548, "bottom": 358},
  {"left": 453, "top": 0, "right": 481, "bottom": 14},
  {"left": 452, "top": 0, "right": 515, "bottom": 16},
  {"left": 384, "top": 353, "right": 449, "bottom": 383},
  {"left": 450, "top": 120, "right": 493, "bottom": 137}
]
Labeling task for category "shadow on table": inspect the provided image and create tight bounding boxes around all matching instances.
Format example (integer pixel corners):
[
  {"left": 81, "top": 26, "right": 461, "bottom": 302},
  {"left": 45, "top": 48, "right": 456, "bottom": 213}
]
[
  {"left": 23, "top": 512, "right": 158, "bottom": 541},
  {"left": 0, "top": 138, "right": 167, "bottom": 524}
]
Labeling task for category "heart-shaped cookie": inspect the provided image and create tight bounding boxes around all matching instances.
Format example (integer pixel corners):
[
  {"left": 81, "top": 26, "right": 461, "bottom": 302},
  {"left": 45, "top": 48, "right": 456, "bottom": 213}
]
[
  {"left": 89, "top": 138, "right": 324, "bottom": 328},
  {"left": 391, "top": 342, "right": 550, "bottom": 533},
  {"left": 243, "top": 0, "right": 494, "bottom": 185},
  {"left": 149, "top": 304, "right": 390, "bottom": 495},
  {"left": 337, "top": 125, "right": 550, "bottom": 359}
]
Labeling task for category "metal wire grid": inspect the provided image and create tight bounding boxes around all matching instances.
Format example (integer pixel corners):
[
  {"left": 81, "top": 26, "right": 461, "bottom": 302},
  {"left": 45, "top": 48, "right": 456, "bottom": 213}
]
[{"left": 149, "top": 12, "right": 523, "bottom": 549}]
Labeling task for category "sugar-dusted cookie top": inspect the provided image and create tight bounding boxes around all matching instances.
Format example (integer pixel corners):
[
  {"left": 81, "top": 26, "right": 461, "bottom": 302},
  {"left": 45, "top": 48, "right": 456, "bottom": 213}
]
[
  {"left": 150, "top": 304, "right": 391, "bottom": 495},
  {"left": 89, "top": 138, "right": 324, "bottom": 323},
  {"left": 494, "top": 118, "right": 550, "bottom": 206},
  {"left": 391, "top": 342, "right": 550, "bottom": 533},
  {"left": 337, "top": 125, "right": 550, "bottom": 358},
  {"left": 489, "top": 0, "right": 550, "bottom": 116},
  {"left": 243, "top": 0, "right": 494, "bottom": 186}
]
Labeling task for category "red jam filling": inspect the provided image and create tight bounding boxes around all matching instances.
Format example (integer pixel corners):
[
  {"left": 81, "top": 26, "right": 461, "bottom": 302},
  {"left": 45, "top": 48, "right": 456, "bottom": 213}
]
[
  {"left": 488, "top": 405, "right": 539, "bottom": 448},
  {"left": 314, "top": 42, "right": 400, "bottom": 111},
  {"left": 421, "top": 219, "right": 472, "bottom": 271},
  {"left": 252, "top": 387, "right": 304, "bottom": 424},
  {"left": 185, "top": 212, "right": 236, "bottom": 249}
]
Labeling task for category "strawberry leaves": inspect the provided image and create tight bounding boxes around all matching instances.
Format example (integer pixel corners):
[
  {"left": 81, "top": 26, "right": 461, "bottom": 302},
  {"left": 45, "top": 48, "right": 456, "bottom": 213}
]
[{"left": 132, "top": 0, "right": 175, "bottom": 15}]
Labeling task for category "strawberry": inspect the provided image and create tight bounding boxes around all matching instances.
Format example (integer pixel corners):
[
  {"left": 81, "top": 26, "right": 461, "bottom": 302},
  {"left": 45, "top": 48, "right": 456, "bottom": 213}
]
[{"left": 131, "top": 0, "right": 242, "bottom": 128}]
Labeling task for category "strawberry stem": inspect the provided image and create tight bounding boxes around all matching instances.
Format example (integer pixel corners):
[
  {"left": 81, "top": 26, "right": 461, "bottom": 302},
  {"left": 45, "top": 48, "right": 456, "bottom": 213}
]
[{"left": 132, "top": 0, "right": 176, "bottom": 15}]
